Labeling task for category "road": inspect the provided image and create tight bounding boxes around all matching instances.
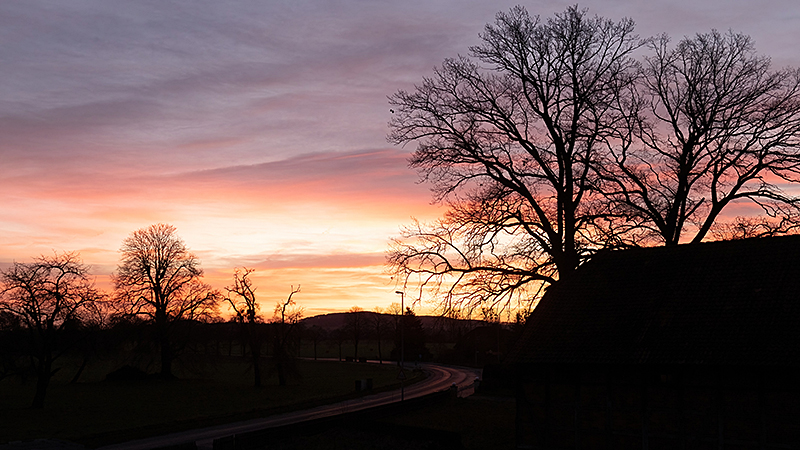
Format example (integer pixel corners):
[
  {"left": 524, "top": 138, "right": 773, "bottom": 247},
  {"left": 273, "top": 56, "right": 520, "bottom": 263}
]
[{"left": 99, "top": 363, "right": 482, "bottom": 450}]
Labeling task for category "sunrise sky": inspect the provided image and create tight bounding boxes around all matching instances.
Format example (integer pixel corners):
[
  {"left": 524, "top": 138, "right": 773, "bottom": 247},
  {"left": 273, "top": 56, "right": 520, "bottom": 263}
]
[{"left": 2, "top": 0, "right": 799, "bottom": 317}]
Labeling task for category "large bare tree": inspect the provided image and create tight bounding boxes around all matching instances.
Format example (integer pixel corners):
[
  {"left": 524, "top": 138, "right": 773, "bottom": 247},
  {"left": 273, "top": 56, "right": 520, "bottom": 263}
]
[
  {"left": 602, "top": 30, "right": 800, "bottom": 245},
  {"left": 113, "top": 223, "right": 219, "bottom": 377},
  {"left": 389, "top": 6, "right": 800, "bottom": 316},
  {"left": 0, "top": 252, "right": 102, "bottom": 408},
  {"left": 388, "top": 6, "right": 645, "bottom": 315}
]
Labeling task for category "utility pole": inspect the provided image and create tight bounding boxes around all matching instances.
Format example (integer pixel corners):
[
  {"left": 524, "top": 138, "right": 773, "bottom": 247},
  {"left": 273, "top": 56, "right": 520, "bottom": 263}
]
[{"left": 395, "top": 290, "right": 405, "bottom": 401}]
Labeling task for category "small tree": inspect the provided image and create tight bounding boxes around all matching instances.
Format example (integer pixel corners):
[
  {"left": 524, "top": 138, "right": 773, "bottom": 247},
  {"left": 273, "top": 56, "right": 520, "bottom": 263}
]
[
  {"left": 0, "top": 252, "right": 102, "bottom": 408},
  {"left": 304, "top": 325, "right": 326, "bottom": 361},
  {"left": 391, "top": 308, "right": 432, "bottom": 363},
  {"left": 370, "top": 307, "right": 387, "bottom": 364},
  {"left": 344, "top": 306, "right": 365, "bottom": 360},
  {"left": 225, "top": 267, "right": 265, "bottom": 387},
  {"left": 331, "top": 327, "right": 346, "bottom": 362},
  {"left": 113, "top": 224, "right": 219, "bottom": 377},
  {"left": 270, "top": 285, "right": 302, "bottom": 386}
]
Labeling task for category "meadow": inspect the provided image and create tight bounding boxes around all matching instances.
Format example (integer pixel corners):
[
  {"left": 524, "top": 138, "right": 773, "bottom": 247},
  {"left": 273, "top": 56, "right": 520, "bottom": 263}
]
[{"left": 0, "top": 355, "right": 421, "bottom": 447}]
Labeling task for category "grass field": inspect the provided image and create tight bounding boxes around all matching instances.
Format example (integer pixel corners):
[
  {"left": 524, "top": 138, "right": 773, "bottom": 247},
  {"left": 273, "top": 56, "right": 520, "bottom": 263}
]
[
  {"left": 0, "top": 356, "right": 421, "bottom": 447},
  {"left": 380, "top": 394, "right": 516, "bottom": 449},
  {"left": 242, "top": 394, "right": 518, "bottom": 450}
]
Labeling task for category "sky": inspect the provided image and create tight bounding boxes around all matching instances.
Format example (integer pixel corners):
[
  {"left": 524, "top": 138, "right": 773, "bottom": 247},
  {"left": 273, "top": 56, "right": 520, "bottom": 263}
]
[{"left": 1, "top": 0, "right": 799, "bottom": 317}]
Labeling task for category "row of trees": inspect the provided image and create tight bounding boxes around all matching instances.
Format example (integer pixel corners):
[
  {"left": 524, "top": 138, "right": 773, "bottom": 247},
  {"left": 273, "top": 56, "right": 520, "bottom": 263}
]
[
  {"left": 0, "top": 223, "right": 302, "bottom": 408},
  {"left": 0, "top": 222, "right": 453, "bottom": 409},
  {"left": 388, "top": 5, "right": 800, "bottom": 315},
  {"left": 338, "top": 305, "right": 431, "bottom": 364},
  {"left": 225, "top": 267, "right": 302, "bottom": 387}
]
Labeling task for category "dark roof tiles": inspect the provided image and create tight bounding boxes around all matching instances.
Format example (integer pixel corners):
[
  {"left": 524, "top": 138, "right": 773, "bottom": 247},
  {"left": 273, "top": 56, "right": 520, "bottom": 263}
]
[{"left": 506, "top": 236, "right": 800, "bottom": 367}]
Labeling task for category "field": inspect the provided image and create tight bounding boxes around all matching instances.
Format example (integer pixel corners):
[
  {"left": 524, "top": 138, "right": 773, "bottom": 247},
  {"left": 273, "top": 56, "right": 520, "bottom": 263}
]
[
  {"left": 381, "top": 394, "right": 516, "bottom": 449},
  {"left": 0, "top": 356, "right": 421, "bottom": 447},
  {"left": 229, "top": 394, "right": 518, "bottom": 450}
]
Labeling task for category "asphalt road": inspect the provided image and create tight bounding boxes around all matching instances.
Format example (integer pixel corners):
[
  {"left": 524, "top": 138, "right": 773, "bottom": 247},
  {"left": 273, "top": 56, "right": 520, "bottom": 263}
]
[{"left": 98, "top": 363, "right": 482, "bottom": 450}]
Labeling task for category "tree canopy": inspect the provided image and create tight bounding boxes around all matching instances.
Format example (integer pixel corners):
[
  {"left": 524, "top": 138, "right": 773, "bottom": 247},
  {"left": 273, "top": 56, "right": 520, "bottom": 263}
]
[
  {"left": 0, "top": 252, "right": 102, "bottom": 408},
  {"left": 113, "top": 223, "right": 219, "bottom": 376},
  {"left": 388, "top": 6, "right": 800, "bottom": 316}
]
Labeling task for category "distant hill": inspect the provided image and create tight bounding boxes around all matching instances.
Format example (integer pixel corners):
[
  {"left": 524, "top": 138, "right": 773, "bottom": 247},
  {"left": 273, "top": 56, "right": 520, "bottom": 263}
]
[{"left": 300, "top": 312, "right": 484, "bottom": 333}]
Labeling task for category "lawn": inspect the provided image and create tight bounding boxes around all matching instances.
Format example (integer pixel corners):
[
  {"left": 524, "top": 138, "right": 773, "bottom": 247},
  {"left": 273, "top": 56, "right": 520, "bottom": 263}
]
[
  {"left": 0, "top": 356, "right": 420, "bottom": 447},
  {"left": 379, "top": 394, "right": 517, "bottom": 450},
  {"left": 242, "top": 393, "right": 518, "bottom": 450}
]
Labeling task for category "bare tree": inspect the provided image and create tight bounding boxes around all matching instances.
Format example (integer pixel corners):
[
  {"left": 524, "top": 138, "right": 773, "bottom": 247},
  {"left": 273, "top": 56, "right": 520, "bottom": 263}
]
[
  {"left": 304, "top": 324, "right": 326, "bottom": 361},
  {"left": 270, "top": 285, "right": 302, "bottom": 386},
  {"left": 332, "top": 327, "right": 346, "bottom": 362},
  {"left": 113, "top": 223, "right": 219, "bottom": 377},
  {"left": 0, "top": 252, "right": 102, "bottom": 408},
  {"left": 602, "top": 30, "right": 800, "bottom": 245},
  {"left": 371, "top": 307, "right": 387, "bottom": 364},
  {"left": 225, "top": 267, "right": 265, "bottom": 387},
  {"left": 709, "top": 216, "right": 800, "bottom": 241},
  {"left": 388, "top": 5, "right": 645, "bottom": 315},
  {"left": 344, "top": 306, "right": 365, "bottom": 360},
  {"left": 386, "top": 302, "right": 403, "bottom": 350},
  {"left": 389, "top": 6, "right": 800, "bottom": 317}
]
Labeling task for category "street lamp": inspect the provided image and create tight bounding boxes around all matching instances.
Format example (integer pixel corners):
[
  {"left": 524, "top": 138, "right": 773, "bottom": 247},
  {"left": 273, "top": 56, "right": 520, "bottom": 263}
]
[{"left": 395, "top": 290, "right": 405, "bottom": 401}]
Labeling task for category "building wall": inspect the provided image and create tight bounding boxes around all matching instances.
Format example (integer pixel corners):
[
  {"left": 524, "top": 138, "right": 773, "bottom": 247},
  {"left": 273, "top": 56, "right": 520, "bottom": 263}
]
[{"left": 515, "top": 364, "right": 800, "bottom": 449}]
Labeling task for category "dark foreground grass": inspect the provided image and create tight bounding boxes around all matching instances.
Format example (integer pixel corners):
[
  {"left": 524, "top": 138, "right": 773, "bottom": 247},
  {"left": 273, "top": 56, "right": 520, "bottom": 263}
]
[
  {"left": 251, "top": 393, "right": 518, "bottom": 450},
  {"left": 0, "top": 357, "right": 421, "bottom": 447},
  {"left": 378, "top": 394, "right": 516, "bottom": 450}
]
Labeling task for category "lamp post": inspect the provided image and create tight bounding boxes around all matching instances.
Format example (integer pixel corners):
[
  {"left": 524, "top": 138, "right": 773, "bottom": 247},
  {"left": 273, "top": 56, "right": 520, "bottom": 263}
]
[{"left": 395, "top": 290, "right": 405, "bottom": 401}]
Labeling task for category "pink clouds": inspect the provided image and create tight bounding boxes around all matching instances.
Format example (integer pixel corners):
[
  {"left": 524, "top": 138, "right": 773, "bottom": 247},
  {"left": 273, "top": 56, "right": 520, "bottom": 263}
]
[
  {"left": 0, "top": 147, "right": 442, "bottom": 314},
  {"left": 1, "top": 0, "right": 799, "bottom": 314}
]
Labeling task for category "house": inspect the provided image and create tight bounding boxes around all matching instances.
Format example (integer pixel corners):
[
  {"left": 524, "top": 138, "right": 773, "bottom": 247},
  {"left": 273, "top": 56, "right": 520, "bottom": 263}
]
[{"left": 505, "top": 236, "right": 800, "bottom": 449}]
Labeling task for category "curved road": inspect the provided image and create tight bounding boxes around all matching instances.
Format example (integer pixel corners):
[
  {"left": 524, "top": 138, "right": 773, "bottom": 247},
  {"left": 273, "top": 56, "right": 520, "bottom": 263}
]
[{"left": 99, "top": 363, "right": 482, "bottom": 450}]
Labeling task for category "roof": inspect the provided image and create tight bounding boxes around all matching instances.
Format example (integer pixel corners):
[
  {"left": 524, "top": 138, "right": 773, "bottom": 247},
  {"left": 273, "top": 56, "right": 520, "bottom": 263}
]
[{"left": 506, "top": 236, "right": 800, "bottom": 367}]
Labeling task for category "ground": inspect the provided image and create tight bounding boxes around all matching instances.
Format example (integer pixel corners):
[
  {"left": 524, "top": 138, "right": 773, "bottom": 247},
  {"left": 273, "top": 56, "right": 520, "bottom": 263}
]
[{"left": 0, "top": 357, "right": 421, "bottom": 447}]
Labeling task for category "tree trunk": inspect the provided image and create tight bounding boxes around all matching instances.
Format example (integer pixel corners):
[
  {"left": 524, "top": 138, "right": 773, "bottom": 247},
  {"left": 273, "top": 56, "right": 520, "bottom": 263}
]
[
  {"left": 251, "top": 343, "right": 262, "bottom": 388},
  {"left": 69, "top": 357, "right": 89, "bottom": 384},
  {"left": 31, "top": 358, "right": 52, "bottom": 409},
  {"left": 155, "top": 308, "right": 173, "bottom": 378},
  {"left": 252, "top": 356, "right": 262, "bottom": 388},
  {"left": 276, "top": 361, "right": 287, "bottom": 386},
  {"left": 158, "top": 330, "right": 173, "bottom": 378}
]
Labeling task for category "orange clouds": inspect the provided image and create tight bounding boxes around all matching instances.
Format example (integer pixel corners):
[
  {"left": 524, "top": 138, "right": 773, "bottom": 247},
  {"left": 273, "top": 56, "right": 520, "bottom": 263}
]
[
  {"left": 4, "top": 0, "right": 796, "bottom": 317},
  {"left": 0, "top": 148, "right": 441, "bottom": 315}
]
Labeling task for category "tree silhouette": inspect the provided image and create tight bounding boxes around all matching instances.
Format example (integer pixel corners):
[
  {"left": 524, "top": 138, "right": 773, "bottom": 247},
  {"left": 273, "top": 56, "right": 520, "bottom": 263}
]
[
  {"left": 344, "top": 306, "right": 365, "bottom": 360},
  {"left": 331, "top": 327, "right": 346, "bottom": 362},
  {"left": 391, "top": 308, "right": 431, "bottom": 363},
  {"left": 388, "top": 6, "right": 800, "bottom": 315},
  {"left": 388, "top": 6, "right": 645, "bottom": 315},
  {"left": 371, "top": 307, "right": 387, "bottom": 364},
  {"left": 225, "top": 267, "right": 265, "bottom": 387},
  {"left": 602, "top": 30, "right": 800, "bottom": 246},
  {"left": 0, "top": 252, "right": 102, "bottom": 408},
  {"left": 113, "top": 223, "right": 219, "bottom": 377},
  {"left": 304, "top": 324, "right": 326, "bottom": 361},
  {"left": 270, "top": 285, "right": 302, "bottom": 386}
]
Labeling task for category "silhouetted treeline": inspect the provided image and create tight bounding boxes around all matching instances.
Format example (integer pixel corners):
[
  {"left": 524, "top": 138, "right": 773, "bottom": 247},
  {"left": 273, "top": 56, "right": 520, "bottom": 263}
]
[{"left": 0, "top": 224, "right": 527, "bottom": 410}]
